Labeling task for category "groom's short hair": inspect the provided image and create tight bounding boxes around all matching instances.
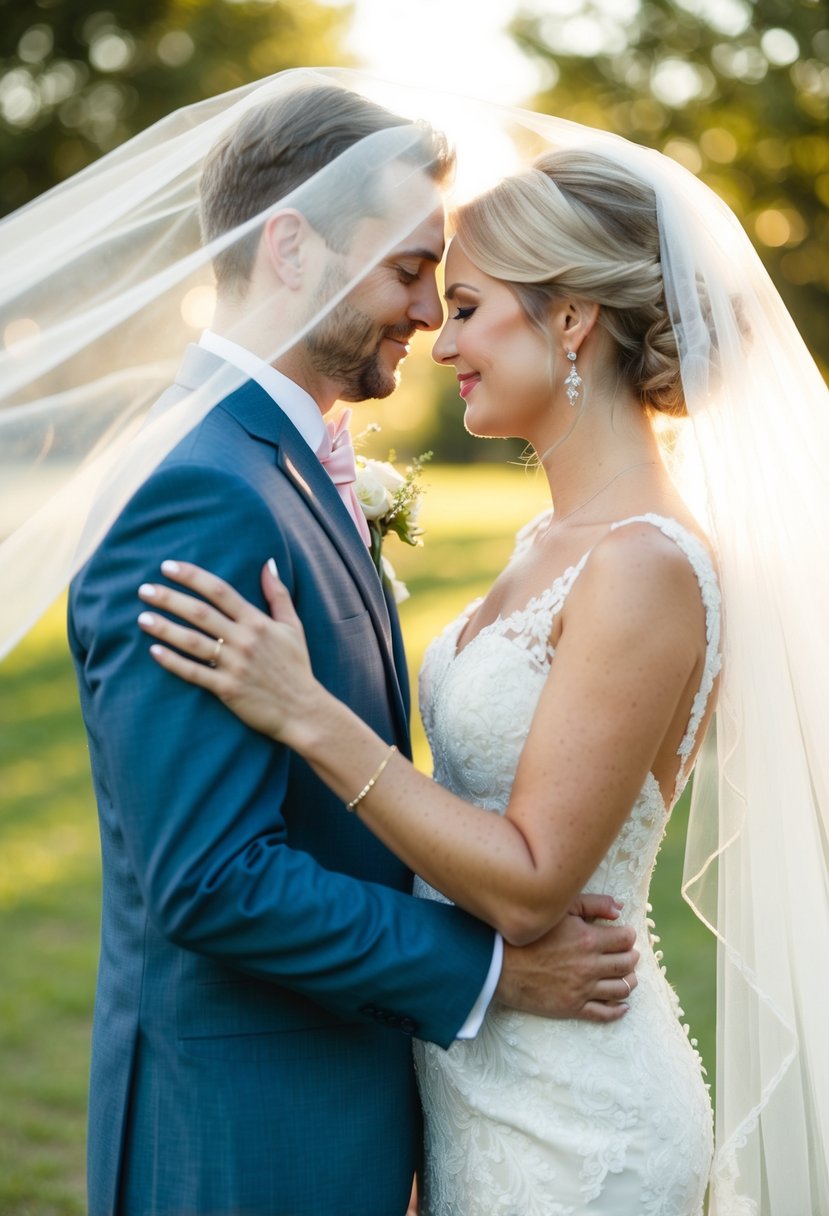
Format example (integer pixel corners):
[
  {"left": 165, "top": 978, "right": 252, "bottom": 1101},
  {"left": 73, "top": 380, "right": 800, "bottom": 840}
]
[{"left": 200, "top": 82, "right": 453, "bottom": 291}]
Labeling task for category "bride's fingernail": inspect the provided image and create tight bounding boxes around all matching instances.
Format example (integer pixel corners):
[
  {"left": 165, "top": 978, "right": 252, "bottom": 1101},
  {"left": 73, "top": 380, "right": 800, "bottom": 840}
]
[
  {"left": 138, "top": 612, "right": 156, "bottom": 627},
  {"left": 161, "top": 560, "right": 180, "bottom": 575},
  {"left": 267, "top": 557, "right": 278, "bottom": 578},
  {"left": 138, "top": 583, "right": 156, "bottom": 598}
]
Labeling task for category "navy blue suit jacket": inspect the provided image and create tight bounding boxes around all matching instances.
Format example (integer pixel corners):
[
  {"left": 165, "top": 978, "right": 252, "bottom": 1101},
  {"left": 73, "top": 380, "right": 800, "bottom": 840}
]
[{"left": 68, "top": 348, "right": 494, "bottom": 1216}]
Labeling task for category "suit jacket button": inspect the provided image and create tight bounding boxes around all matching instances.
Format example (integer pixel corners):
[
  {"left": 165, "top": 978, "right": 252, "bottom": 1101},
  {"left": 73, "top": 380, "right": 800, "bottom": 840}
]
[{"left": 399, "top": 1017, "right": 418, "bottom": 1035}]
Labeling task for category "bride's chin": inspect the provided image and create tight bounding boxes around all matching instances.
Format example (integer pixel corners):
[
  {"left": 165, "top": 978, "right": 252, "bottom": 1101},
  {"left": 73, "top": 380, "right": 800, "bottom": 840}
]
[
  {"left": 463, "top": 408, "right": 501, "bottom": 441},
  {"left": 463, "top": 417, "right": 512, "bottom": 443}
]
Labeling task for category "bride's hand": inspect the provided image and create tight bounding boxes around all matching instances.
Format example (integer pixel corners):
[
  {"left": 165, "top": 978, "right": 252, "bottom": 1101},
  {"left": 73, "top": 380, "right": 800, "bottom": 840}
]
[{"left": 137, "top": 558, "right": 321, "bottom": 747}]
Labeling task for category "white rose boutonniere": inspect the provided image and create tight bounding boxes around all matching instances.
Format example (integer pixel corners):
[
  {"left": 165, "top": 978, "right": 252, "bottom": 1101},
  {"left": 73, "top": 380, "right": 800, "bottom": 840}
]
[
  {"left": 354, "top": 439, "right": 432, "bottom": 603},
  {"left": 354, "top": 462, "right": 399, "bottom": 521}
]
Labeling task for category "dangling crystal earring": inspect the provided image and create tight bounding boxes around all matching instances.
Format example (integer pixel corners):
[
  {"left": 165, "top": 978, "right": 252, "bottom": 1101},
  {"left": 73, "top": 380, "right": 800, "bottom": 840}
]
[{"left": 564, "top": 349, "right": 582, "bottom": 406}]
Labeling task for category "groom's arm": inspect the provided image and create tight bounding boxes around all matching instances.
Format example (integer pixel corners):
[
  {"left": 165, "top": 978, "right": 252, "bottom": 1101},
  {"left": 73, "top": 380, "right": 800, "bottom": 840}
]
[
  {"left": 460, "top": 902, "right": 640, "bottom": 1034},
  {"left": 70, "top": 461, "right": 494, "bottom": 1048}
]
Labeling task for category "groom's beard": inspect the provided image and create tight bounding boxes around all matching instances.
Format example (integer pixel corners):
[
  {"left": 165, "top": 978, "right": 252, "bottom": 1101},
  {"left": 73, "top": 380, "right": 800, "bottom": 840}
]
[{"left": 306, "top": 270, "right": 412, "bottom": 402}]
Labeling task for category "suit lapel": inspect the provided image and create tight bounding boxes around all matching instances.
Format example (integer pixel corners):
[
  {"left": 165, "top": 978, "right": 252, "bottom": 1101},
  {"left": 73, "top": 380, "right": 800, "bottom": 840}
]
[
  {"left": 277, "top": 442, "right": 410, "bottom": 749},
  {"left": 384, "top": 584, "right": 412, "bottom": 757},
  {"left": 278, "top": 442, "right": 387, "bottom": 630},
  {"left": 189, "top": 357, "right": 409, "bottom": 746}
]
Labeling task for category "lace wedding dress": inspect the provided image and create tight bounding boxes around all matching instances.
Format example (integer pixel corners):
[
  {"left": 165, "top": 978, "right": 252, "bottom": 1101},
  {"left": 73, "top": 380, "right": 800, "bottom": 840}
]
[{"left": 413, "top": 514, "right": 720, "bottom": 1216}]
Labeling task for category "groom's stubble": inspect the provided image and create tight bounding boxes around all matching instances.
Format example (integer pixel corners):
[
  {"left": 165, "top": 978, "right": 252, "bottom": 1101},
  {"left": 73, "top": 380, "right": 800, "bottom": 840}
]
[{"left": 305, "top": 261, "right": 416, "bottom": 403}]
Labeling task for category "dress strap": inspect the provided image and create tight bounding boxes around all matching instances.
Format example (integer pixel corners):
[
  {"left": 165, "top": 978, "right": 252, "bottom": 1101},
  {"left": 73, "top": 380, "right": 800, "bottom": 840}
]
[{"left": 610, "top": 514, "right": 722, "bottom": 804}]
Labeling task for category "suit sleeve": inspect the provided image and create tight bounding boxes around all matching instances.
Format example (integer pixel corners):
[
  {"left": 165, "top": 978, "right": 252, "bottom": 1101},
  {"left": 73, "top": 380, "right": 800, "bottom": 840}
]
[{"left": 69, "top": 461, "right": 494, "bottom": 1047}]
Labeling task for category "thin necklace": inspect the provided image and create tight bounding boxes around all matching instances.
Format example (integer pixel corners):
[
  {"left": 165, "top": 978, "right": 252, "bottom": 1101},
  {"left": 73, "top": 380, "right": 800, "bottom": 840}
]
[{"left": 548, "top": 460, "right": 658, "bottom": 527}]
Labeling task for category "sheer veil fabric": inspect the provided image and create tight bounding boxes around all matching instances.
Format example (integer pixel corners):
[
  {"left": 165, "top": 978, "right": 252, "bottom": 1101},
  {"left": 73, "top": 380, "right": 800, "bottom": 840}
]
[{"left": 1, "top": 69, "right": 827, "bottom": 1212}]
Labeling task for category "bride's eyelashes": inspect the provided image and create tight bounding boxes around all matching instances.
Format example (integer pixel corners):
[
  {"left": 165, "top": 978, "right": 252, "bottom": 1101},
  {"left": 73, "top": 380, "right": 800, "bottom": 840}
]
[{"left": 453, "top": 306, "right": 476, "bottom": 321}]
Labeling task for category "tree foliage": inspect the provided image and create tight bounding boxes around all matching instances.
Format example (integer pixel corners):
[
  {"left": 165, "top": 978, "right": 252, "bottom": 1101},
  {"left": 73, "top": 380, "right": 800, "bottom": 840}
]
[
  {"left": 511, "top": 0, "right": 829, "bottom": 369},
  {"left": 0, "top": 0, "right": 353, "bottom": 217}
]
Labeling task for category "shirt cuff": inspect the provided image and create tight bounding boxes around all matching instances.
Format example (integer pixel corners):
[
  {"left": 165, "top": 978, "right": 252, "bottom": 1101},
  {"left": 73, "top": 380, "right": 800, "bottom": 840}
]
[{"left": 455, "top": 933, "right": 503, "bottom": 1040}]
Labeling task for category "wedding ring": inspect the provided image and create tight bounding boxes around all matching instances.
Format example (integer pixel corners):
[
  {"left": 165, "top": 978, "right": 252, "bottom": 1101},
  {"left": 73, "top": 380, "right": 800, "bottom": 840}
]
[
  {"left": 621, "top": 977, "right": 632, "bottom": 998},
  {"left": 208, "top": 637, "right": 225, "bottom": 668}
]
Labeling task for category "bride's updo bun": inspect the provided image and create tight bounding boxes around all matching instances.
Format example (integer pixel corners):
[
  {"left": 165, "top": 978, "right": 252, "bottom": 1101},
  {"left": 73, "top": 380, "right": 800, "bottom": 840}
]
[{"left": 453, "top": 151, "right": 686, "bottom": 417}]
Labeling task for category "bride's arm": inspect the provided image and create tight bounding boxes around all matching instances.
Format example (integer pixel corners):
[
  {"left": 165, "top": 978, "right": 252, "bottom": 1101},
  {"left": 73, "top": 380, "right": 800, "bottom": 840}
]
[{"left": 138, "top": 529, "right": 703, "bottom": 945}]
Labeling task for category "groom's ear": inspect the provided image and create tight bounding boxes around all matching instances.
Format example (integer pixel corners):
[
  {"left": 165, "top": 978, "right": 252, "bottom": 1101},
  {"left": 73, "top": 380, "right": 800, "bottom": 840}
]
[{"left": 261, "top": 209, "right": 310, "bottom": 290}]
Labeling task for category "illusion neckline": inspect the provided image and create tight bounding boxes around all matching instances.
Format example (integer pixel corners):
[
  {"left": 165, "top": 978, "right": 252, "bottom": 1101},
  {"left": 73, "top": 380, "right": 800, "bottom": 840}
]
[
  {"left": 452, "top": 557, "right": 587, "bottom": 662},
  {"left": 452, "top": 512, "right": 709, "bottom": 663}
]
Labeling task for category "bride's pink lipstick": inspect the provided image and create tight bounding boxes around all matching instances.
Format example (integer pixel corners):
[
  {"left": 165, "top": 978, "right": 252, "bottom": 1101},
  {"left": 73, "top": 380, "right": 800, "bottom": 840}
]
[{"left": 458, "top": 373, "right": 481, "bottom": 399}]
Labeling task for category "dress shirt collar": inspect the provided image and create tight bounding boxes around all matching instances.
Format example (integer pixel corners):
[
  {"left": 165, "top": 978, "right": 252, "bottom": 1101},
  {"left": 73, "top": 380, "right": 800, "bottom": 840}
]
[{"left": 199, "top": 329, "right": 326, "bottom": 453}]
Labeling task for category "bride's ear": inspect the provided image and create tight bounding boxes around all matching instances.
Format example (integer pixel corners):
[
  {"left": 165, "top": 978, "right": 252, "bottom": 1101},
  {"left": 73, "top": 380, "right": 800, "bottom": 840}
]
[{"left": 550, "top": 298, "right": 600, "bottom": 356}]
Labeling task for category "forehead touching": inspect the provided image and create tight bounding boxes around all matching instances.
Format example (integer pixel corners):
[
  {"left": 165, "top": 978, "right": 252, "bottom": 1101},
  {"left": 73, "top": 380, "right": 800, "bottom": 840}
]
[
  {"left": 387, "top": 204, "right": 446, "bottom": 266},
  {"left": 345, "top": 190, "right": 445, "bottom": 272},
  {"left": 444, "top": 238, "right": 491, "bottom": 295},
  {"left": 378, "top": 161, "right": 445, "bottom": 256}
]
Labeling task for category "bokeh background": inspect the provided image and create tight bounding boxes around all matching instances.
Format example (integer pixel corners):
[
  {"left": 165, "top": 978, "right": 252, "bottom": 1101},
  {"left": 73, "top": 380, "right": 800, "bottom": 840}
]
[{"left": 1, "top": 1, "right": 827, "bottom": 1211}]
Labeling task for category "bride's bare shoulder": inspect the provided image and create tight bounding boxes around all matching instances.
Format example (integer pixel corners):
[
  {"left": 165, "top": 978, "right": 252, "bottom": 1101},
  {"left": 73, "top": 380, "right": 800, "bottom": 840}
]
[{"left": 566, "top": 519, "right": 710, "bottom": 640}]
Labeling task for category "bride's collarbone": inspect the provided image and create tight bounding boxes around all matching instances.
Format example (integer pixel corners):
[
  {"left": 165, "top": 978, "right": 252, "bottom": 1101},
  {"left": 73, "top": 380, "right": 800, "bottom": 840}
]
[
  {"left": 503, "top": 526, "right": 598, "bottom": 605},
  {"left": 462, "top": 505, "right": 687, "bottom": 646},
  {"left": 465, "top": 545, "right": 581, "bottom": 638}
]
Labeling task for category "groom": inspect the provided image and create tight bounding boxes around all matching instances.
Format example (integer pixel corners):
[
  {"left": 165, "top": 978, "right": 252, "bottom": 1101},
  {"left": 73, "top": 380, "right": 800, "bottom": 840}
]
[{"left": 69, "top": 83, "right": 638, "bottom": 1216}]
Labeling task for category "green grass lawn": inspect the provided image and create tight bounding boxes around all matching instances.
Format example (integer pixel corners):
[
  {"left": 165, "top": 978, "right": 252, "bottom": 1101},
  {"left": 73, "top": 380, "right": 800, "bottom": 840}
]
[
  {"left": 0, "top": 603, "right": 100, "bottom": 1215},
  {"left": 0, "top": 463, "right": 715, "bottom": 1214}
]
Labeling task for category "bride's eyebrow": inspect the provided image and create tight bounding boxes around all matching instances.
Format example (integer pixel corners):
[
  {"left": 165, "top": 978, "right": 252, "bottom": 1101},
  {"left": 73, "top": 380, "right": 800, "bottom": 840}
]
[{"left": 444, "top": 283, "right": 481, "bottom": 300}]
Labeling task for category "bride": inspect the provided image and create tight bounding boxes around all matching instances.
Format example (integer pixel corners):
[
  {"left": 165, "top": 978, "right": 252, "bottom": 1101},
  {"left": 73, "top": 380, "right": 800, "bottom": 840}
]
[{"left": 139, "top": 148, "right": 720, "bottom": 1213}]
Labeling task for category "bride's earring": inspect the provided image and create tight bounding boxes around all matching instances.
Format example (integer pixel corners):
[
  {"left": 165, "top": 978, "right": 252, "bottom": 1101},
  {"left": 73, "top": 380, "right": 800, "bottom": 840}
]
[{"left": 564, "top": 349, "right": 582, "bottom": 407}]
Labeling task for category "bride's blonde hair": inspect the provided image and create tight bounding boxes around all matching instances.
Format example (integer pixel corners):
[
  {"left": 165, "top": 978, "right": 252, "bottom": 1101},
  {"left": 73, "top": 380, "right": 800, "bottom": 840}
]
[{"left": 453, "top": 151, "right": 686, "bottom": 417}]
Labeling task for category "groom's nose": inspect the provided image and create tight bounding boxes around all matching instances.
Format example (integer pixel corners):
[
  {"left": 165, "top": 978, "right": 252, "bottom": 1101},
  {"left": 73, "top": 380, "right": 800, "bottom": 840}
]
[{"left": 408, "top": 273, "right": 443, "bottom": 333}]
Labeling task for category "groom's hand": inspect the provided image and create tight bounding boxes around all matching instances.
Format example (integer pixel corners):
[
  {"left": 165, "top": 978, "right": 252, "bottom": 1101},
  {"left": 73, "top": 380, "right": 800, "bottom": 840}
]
[{"left": 495, "top": 893, "right": 639, "bottom": 1023}]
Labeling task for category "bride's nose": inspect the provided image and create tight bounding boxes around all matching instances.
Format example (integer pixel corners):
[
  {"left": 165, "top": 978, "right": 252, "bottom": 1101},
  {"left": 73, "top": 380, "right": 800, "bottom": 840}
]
[{"left": 431, "top": 318, "right": 457, "bottom": 365}]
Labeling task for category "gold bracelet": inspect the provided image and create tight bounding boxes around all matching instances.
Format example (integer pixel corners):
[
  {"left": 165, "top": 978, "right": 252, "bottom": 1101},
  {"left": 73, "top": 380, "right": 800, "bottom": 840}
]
[{"left": 346, "top": 745, "right": 398, "bottom": 813}]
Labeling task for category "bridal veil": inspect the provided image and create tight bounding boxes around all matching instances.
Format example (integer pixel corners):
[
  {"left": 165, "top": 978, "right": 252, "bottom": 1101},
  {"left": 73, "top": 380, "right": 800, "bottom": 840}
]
[{"left": 1, "top": 69, "right": 827, "bottom": 1212}]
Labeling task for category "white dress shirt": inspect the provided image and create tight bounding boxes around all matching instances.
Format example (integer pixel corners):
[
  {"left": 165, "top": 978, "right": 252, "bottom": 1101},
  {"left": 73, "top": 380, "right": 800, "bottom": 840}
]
[
  {"left": 198, "top": 330, "right": 502, "bottom": 1038},
  {"left": 199, "top": 329, "right": 326, "bottom": 451}
]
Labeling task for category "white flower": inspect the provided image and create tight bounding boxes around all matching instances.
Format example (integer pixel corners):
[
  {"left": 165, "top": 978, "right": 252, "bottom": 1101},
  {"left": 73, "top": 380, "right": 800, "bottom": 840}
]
[
  {"left": 352, "top": 433, "right": 431, "bottom": 595},
  {"left": 381, "top": 555, "right": 410, "bottom": 604},
  {"left": 354, "top": 463, "right": 392, "bottom": 520},
  {"left": 366, "top": 458, "right": 406, "bottom": 496}
]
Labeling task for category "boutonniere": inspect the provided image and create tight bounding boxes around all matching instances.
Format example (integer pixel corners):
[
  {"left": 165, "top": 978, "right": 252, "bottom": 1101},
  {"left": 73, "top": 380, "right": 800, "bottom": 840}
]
[{"left": 354, "top": 432, "right": 432, "bottom": 604}]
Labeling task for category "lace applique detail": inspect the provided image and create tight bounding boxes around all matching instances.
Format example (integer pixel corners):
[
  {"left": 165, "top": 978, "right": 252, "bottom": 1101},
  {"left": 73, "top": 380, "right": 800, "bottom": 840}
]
[
  {"left": 415, "top": 512, "right": 720, "bottom": 1216},
  {"left": 473, "top": 552, "right": 591, "bottom": 671}
]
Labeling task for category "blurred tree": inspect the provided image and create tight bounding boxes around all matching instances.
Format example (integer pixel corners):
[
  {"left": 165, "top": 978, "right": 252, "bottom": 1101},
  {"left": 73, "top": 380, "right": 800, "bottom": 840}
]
[
  {"left": 0, "top": 0, "right": 353, "bottom": 216},
  {"left": 511, "top": 0, "right": 829, "bottom": 370}
]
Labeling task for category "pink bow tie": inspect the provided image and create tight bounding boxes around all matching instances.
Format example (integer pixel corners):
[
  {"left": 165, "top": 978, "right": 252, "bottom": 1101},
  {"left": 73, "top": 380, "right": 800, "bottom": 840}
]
[{"left": 316, "top": 409, "right": 372, "bottom": 547}]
